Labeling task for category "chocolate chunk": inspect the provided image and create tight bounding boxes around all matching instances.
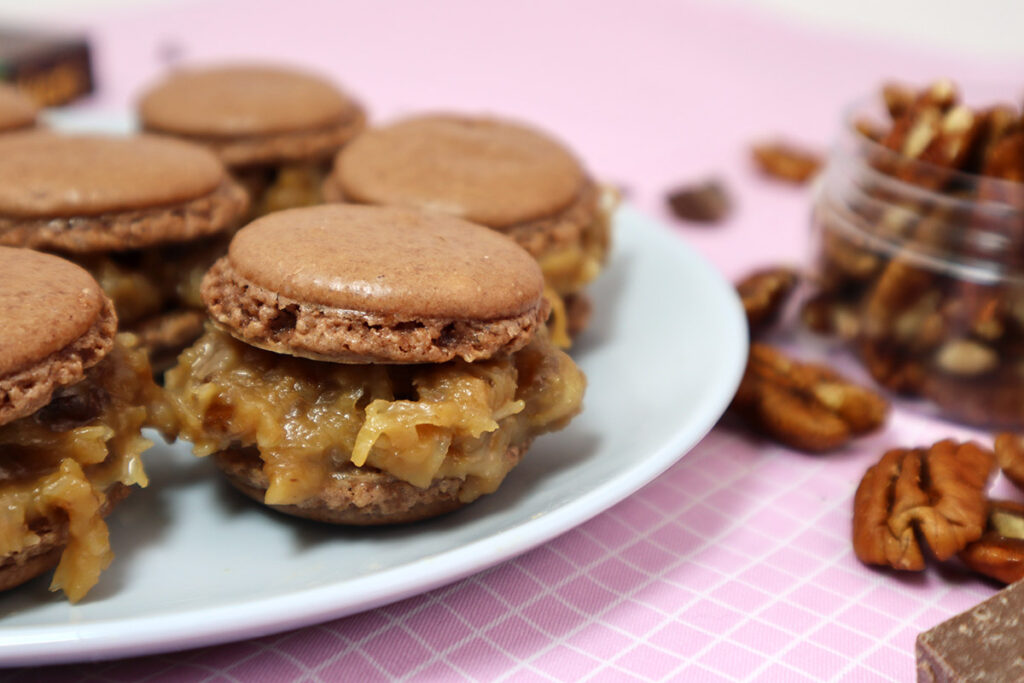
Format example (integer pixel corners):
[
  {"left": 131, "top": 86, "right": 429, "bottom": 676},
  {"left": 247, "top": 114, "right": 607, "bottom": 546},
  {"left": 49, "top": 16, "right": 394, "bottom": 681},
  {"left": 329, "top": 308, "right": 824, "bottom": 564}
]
[
  {"left": 0, "top": 27, "right": 93, "bottom": 106},
  {"left": 666, "top": 179, "right": 731, "bottom": 223},
  {"left": 916, "top": 580, "right": 1024, "bottom": 681}
]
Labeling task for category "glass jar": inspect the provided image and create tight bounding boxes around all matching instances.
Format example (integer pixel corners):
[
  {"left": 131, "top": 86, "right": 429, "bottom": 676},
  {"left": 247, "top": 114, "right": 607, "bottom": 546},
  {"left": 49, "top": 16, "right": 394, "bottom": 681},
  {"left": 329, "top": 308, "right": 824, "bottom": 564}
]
[{"left": 806, "top": 95, "right": 1024, "bottom": 426}]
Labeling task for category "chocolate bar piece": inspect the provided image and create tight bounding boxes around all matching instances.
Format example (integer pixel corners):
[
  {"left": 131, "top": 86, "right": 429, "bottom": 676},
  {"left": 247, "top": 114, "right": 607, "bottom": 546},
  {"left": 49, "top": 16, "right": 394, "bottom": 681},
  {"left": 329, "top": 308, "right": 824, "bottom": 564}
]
[
  {"left": 0, "top": 27, "right": 93, "bottom": 106},
  {"left": 916, "top": 580, "right": 1024, "bottom": 681}
]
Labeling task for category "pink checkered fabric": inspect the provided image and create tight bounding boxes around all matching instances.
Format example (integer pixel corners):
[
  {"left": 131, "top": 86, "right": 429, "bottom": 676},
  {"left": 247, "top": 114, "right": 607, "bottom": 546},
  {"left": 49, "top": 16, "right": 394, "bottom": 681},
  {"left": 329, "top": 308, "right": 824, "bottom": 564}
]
[
  {"left": 7, "top": 0, "right": 1018, "bottom": 679},
  {"left": 12, "top": 421, "right": 1001, "bottom": 681}
]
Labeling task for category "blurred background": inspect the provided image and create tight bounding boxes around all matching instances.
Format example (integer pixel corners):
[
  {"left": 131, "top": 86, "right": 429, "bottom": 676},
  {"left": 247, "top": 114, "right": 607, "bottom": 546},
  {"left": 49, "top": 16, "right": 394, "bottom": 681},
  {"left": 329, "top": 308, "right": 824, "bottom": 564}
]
[
  {"left": 3, "top": 0, "right": 1023, "bottom": 58},
  {"left": 1, "top": 0, "right": 1021, "bottom": 272}
]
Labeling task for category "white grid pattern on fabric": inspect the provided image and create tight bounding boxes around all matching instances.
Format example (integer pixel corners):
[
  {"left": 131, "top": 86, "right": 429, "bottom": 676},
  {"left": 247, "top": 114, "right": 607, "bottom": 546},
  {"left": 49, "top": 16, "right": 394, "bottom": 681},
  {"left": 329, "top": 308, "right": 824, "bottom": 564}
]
[{"left": 16, "top": 421, "right": 1000, "bottom": 683}]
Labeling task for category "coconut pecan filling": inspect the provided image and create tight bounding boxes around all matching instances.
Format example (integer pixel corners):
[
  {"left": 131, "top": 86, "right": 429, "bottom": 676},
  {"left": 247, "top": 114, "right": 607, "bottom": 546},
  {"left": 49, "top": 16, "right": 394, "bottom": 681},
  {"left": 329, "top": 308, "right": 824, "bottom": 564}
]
[
  {"left": 234, "top": 160, "right": 332, "bottom": 219},
  {"left": 502, "top": 182, "right": 614, "bottom": 296},
  {"left": 69, "top": 235, "right": 229, "bottom": 329},
  {"left": 0, "top": 336, "right": 160, "bottom": 601},
  {"left": 164, "top": 327, "right": 585, "bottom": 507},
  {"left": 505, "top": 183, "right": 615, "bottom": 346}
]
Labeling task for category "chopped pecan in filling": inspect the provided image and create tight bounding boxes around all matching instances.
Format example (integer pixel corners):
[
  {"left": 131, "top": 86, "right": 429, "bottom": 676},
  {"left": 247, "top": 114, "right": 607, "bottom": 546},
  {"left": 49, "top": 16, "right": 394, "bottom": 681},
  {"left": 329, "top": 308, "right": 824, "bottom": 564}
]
[
  {"left": 234, "top": 161, "right": 330, "bottom": 219},
  {"left": 70, "top": 235, "right": 230, "bottom": 328},
  {"left": 506, "top": 181, "right": 614, "bottom": 298},
  {"left": 164, "top": 327, "right": 585, "bottom": 507},
  {"left": 0, "top": 335, "right": 161, "bottom": 601}
]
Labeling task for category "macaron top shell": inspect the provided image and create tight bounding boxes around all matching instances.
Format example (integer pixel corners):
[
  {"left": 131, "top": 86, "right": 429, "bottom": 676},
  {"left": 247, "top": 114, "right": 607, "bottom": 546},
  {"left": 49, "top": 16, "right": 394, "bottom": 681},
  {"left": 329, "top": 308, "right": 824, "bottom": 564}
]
[
  {"left": 0, "top": 133, "right": 225, "bottom": 218},
  {"left": 139, "top": 64, "right": 360, "bottom": 137},
  {"left": 230, "top": 204, "right": 544, "bottom": 319},
  {"left": 0, "top": 84, "right": 37, "bottom": 133},
  {"left": 0, "top": 248, "right": 106, "bottom": 376},
  {"left": 0, "top": 247, "right": 115, "bottom": 425},
  {"left": 333, "top": 115, "right": 585, "bottom": 228},
  {"left": 202, "top": 204, "right": 549, "bottom": 363}
]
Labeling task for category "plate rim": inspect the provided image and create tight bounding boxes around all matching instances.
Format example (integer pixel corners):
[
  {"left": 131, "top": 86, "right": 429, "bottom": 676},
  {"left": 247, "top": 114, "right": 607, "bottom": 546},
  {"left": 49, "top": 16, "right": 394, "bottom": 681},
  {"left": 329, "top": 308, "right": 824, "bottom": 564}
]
[{"left": 0, "top": 203, "right": 748, "bottom": 666}]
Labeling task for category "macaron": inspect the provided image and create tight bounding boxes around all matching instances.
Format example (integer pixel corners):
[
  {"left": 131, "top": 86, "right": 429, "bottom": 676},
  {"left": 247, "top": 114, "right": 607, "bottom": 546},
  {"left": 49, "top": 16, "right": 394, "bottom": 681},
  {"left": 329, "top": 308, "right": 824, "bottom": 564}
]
[
  {"left": 325, "top": 114, "right": 614, "bottom": 345},
  {"left": 138, "top": 64, "right": 366, "bottom": 217},
  {"left": 0, "top": 83, "right": 37, "bottom": 134},
  {"left": 0, "top": 247, "right": 159, "bottom": 602},
  {"left": 0, "top": 132, "right": 249, "bottom": 370},
  {"left": 164, "top": 204, "right": 586, "bottom": 524}
]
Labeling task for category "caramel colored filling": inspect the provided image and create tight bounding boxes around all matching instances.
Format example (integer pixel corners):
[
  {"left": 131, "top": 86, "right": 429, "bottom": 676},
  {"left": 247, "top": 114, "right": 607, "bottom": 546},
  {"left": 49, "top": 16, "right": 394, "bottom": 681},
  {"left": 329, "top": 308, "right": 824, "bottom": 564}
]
[
  {"left": 235, "top": 161, "right": 329, "bottom": 219},
  {"left": 536, "top": 202, "right": 613, "bottom": 297},
  {"left": 0, "top": 336, "right": 159, "bottom": 601},
  {"left": 69, "top": 236, "right": 228, "bottom": 328},
  {"left": 164, "top": 327, "right": 585, "bottom": 507},
  {"left": 506, "top": 183, "right": 615, "bottom": 299}
]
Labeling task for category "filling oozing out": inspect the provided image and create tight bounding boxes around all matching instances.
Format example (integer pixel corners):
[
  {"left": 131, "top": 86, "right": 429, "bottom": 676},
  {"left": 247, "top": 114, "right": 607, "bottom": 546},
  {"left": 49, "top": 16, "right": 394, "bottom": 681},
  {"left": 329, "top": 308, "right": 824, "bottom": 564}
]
[
  {"left": 163, "top": 326, "right": 585, "bottom": 507},
  {"left": 527, "top": 187, "right": 615, "bottom": 346},
  {"left": 536, "top": 195, "right": 613, "bottom": 298},
  {"left": 70, "top": 235, "right": 228, "bottom": 329},
  {"left": 233, "top": 161, "right": 330, "bottom": 219},
  {"left": 0, "top": 336, "right": 161, "bottom": 602}
]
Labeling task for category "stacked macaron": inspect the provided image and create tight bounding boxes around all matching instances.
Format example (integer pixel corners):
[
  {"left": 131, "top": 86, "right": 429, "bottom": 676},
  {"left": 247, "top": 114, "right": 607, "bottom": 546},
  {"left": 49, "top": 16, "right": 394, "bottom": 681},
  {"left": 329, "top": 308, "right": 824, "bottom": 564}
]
[
  {"left": 0, "top": 62, "right": 607, "bottom": 601},
  {"left": 324, "top": 115, "right": 614, "bottom": 345},
  {"left": 0, "top": 248, "right": 162, "bottom": 601},
  {"left": 163, "top": 205, "right": 585, "bottom": 523},
  {"left": 138, "top": 64, "right": 366, "bottom": 218},
  {"left": 0, "top": 133, "right": 249, "bottom": 370}
]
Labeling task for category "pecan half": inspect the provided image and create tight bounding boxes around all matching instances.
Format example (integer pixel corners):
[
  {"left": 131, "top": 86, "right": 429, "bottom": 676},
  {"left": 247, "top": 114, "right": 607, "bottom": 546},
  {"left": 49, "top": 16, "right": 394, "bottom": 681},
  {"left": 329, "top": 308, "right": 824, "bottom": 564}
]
[
  {"left": 800, "top": 293, "right": 860, "bottom": 341},
  {"left": 730, "top": 343, "right": 888, "bottom": 452},
  {"left": 960, "top": 500, "right": 1024, "bottom": 584},
  {"left": 666, "top": 179, "right": 731, "bottom": 224},
  {"left": 983, "top": 131, "right": 1024, "bottom": 182},
  {"left": 735, "top": 267, "right": 799, "bottom": 336},
  {"left": 853, "top": 440, "right": 996, "bottom": 570},
  {"left": 994, "top": 433, "right": 1024, "bottom": 491},
  {"left": 751, "top": 141, "right": 822, "bottom": 184}
]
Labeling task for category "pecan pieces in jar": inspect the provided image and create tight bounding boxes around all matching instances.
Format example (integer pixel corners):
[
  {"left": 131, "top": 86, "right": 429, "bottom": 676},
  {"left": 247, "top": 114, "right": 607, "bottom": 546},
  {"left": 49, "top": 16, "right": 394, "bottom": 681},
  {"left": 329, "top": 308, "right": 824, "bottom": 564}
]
[
  {"left": 805, "top": 79, "right": 1024, "bottom": 427},
  {"left": 730, "top": 344, "right": 888, "bottom": 453},
  {"left": 853, "top": 439, "right": 995, "bottom": 571}
]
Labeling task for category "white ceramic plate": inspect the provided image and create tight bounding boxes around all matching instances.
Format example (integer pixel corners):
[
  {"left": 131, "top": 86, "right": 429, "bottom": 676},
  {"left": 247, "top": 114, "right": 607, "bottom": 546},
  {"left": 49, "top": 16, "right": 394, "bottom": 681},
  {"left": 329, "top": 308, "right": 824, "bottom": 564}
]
[{"left": 0, "top": 203, "right": 747, "bottom": 666}]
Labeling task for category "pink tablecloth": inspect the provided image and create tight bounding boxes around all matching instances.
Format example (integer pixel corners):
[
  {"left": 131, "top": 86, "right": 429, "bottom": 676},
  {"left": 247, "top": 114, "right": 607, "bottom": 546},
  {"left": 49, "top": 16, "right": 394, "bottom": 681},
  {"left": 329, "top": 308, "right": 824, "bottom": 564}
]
[{"left": 8, "top": 1, "right": 1022, "bottom": 680}]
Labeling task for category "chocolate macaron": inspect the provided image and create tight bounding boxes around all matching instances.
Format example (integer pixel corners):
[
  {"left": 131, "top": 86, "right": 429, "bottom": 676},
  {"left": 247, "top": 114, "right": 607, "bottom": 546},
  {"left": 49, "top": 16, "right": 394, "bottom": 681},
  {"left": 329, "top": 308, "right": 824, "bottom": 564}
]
[
  {"left": 138, "top": 64, "right": 366, "bottom": 217},
  {"left": 0, "top": 247, "right": 161, "bottom": 601},
  {"left": 164, "top": 204, "right": 585, "bottom": 524},
  {"left": 0, "top": 132, "right": 249, "bottom": 370},
  {"left": 0, "top": 83, "right": 37, "bottom": 134},
  {"left": 325, "top": 114, "right": 614, "bottom": 345}
]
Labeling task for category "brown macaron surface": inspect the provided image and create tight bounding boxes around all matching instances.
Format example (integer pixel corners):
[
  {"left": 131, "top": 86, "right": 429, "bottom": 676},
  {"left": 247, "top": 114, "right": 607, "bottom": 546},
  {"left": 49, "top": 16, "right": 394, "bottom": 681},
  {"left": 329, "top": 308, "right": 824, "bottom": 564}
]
[
  {"left": 0, "top": 248, "right": 162, "bottom": 602},
  {"left": 0, "top": 83, "right": 38, "bottom": 133},
  {"left": 332, "top": 115, "right": 585, "bottom": 228},
  {"left": 203, "top": 204, "right": 549, "bottom": 363},
  {"left": 138, "top": 64, "right": 366, "bottom": 169},
  {"left": 0, "top": 247, "right": 115, "bottom": 424},
  {"left": 0, "top": 132, "right": 223, "bottom": 219},
  {"left": 139, "top": 64, "right": 357, "bottom": 136},
  {"left": 0, "top": 133, "right": 248, "bottom": 367}
]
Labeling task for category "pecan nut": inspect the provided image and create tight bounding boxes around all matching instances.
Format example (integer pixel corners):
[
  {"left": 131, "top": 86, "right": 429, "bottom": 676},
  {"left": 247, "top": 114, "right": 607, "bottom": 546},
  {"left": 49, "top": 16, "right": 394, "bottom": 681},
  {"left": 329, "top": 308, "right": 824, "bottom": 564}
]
[
  {"left": 800, "top": 293, "right": 860, "bottom": 341},
  {"left": 666, "top": 179, "right": 731, "bottom": 224},
  {"left": 751, "top": 141, "right": 822, "bottom": 184},
  {"left": 960, "top": 500, "right": 1024, "bottom": 584},
  {"left": 853, "top": 440, "right": 995, "bottom": 570},
  {"left": 735, "top": 267, "right": 799, "bottom": 337},
  {"left": 730, "top": 343, "right": 888, "bottom": 452},
  {"left": 994, "top": 433, "right": 1024, "bottom": 491}
]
